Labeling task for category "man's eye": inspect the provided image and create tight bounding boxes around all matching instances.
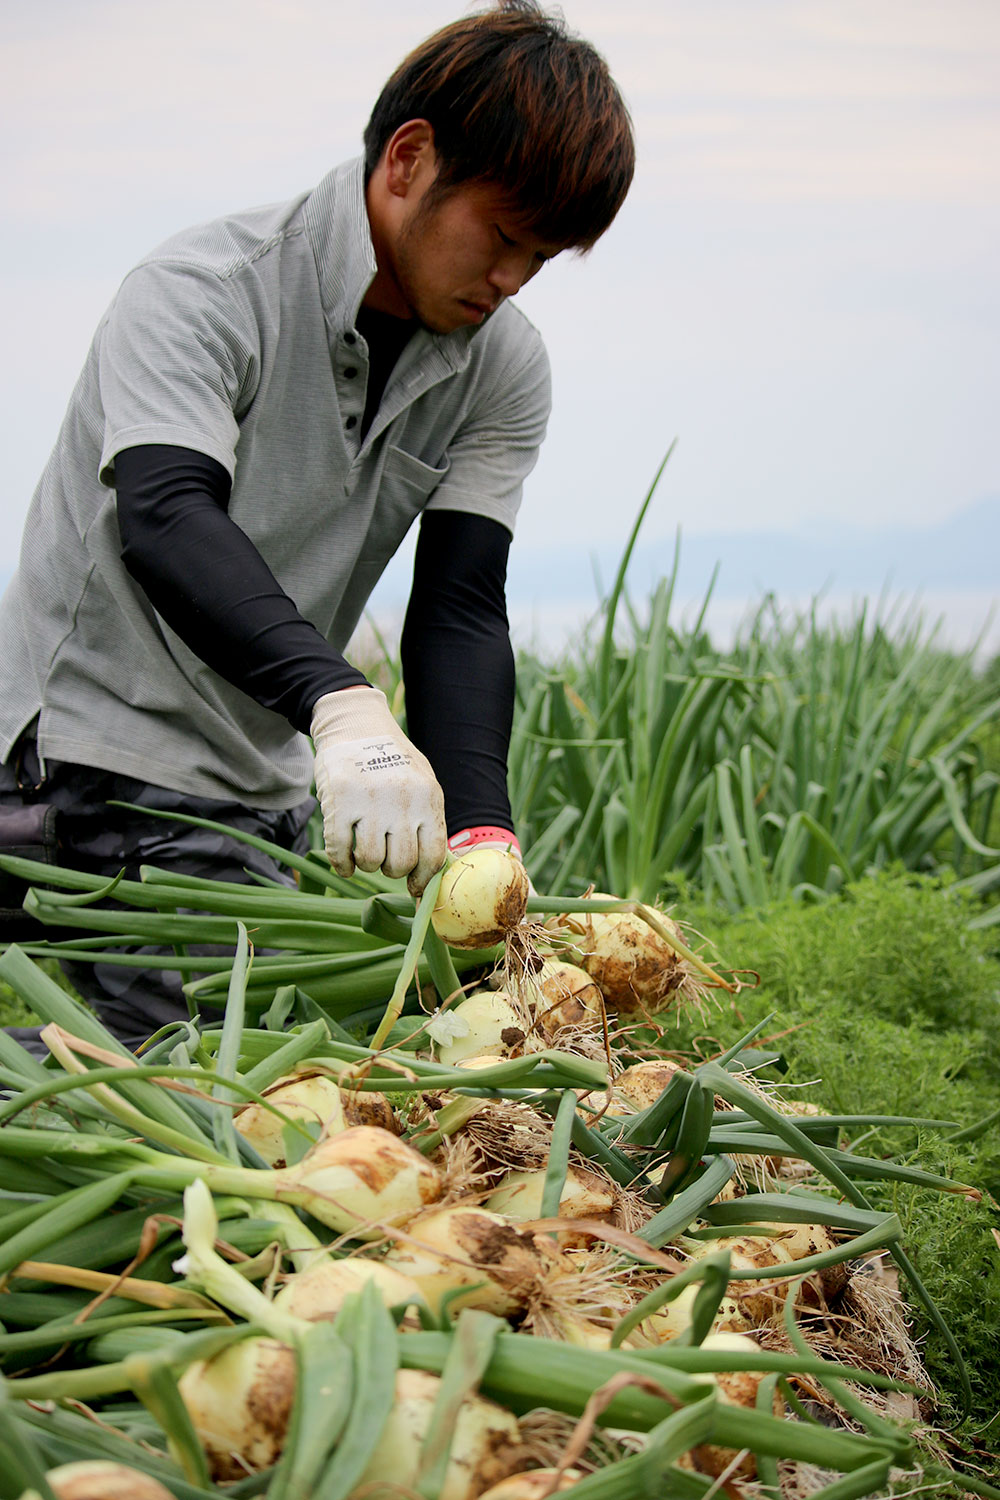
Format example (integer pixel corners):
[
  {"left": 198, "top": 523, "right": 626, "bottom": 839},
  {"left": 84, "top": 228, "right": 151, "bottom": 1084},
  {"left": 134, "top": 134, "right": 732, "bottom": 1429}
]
[{"left": 495, "top": 226, "right": 517, "bottom": 247}]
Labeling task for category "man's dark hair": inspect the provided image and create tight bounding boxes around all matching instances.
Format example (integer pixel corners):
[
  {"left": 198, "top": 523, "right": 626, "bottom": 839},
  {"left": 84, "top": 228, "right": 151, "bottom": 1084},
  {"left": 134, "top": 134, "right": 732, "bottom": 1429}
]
[{"left": 363, "top": 1, "right": 635, "bottom": 250}]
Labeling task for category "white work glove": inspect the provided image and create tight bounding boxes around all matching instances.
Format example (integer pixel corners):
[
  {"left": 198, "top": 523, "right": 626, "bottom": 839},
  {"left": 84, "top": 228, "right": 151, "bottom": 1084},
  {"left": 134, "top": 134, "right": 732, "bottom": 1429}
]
[{"left": 311, "top": 686, "right": 447, "bottom": 894}]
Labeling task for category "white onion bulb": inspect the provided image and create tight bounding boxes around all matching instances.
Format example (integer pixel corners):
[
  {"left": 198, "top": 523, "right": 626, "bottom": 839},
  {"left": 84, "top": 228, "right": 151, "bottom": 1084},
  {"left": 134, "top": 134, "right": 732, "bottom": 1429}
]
[
  {"left": 612, "top": 1059, "right": 684, "bottom": 1109},
  {"left": 234, "top": 1072, "right": 347, "bottom": 1166},
  {"left": 432, "top": 849, "right": 529, "bottom": 949},
  {"left": 34, "top": 1465, "right": 175, "bottom": 1500},
  {"left": 177, "top": 1335, "right": 295, "bottom": 1481},
  {"left": 273, "top": 1256, "right": 422, "bottom": 1321},
  {"left": 350, "top": 1368, "right": 525, "bottom": 1500},
  {"left": 382, "top": 1203, "right": 564, "bottom": 1317},
  {"left": 478, "top": 1468, "right": 585, "bottom": 1497},
  {"left": 485, "top": 1165, "right": 615, "bottom": 1245},
  {"left": 434, "top": 990, "right": 528, "bottom": 1065},
  {"left": 575, "top": 906, "right": 685, "bottom": 1014},
  {"left": 530, "top": 961, "right": 604, "bottom": 1037},
  {"left": 631, "top": 1281, "right": 748, "bottom": 1342},
  {"left": 686, "top": 1332, "right": 783, "bottom": 1478},
  {"left": 276, "top": 1125, "right": 442, "bottom": 1240}
]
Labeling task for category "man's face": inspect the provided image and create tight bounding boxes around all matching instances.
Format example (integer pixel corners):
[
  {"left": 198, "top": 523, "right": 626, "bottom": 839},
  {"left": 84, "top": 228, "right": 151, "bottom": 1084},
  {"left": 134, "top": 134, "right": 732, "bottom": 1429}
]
[{"left": 386, "top": 176, "right": 564, "bottom": 334}]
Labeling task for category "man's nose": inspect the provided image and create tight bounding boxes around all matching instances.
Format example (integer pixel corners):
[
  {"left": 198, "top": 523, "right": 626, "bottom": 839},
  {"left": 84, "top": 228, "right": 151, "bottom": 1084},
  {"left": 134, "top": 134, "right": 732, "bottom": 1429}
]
[{"left": 487, "top": 250, "right": 534, "bottom": 299}]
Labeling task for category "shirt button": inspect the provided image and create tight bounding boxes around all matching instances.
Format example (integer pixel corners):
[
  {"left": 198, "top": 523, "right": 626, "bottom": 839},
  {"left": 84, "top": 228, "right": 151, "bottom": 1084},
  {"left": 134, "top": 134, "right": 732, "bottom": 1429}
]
[
  {"left": 344, "top": 366, "right": 358, "bottom": 379},
  {"left": 345, "top": 415, "right": 358, "bottom": 430},
  {"left": 344, "top": 332, "right": 357, "bottom": 345}
]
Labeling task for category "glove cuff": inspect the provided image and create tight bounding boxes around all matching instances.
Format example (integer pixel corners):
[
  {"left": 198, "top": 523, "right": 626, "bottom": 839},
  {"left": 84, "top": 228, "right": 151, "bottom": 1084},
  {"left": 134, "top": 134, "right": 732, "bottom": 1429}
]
[
  {"left": 448, "top": 825, "right": 522, "bottom": 860},
  {"left": 310, "top": 686, "right": 392, "bottom": 741}
]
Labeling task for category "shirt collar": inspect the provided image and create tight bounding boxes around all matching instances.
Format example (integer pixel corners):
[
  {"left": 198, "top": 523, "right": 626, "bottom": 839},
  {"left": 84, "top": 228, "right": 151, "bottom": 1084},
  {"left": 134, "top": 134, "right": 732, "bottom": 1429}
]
[
  {"left": 304, "top": 157, "right": 377, "bottom": 328},
  {"left": 303, "top": 156, "right": 476, "bottom": 370}
]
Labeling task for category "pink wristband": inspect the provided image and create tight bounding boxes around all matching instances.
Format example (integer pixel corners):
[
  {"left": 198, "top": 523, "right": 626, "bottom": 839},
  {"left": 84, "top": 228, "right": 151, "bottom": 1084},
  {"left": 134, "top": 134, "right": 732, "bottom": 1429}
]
[{"left": 448, "top": 826, "right": 522, "bottom": 859}]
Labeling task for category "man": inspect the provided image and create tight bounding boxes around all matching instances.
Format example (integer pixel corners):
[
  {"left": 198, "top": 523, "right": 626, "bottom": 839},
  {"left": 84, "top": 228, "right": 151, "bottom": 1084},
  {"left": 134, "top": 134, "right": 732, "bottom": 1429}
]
[{"left": 0, "top": 1, "right": 634, "bottom": 1048}]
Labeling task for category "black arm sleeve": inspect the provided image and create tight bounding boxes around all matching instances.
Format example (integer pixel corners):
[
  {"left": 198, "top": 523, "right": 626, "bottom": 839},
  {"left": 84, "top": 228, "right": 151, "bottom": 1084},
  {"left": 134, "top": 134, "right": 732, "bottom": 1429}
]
[
  {"left": 114, "top": 444, "right": 368, "bottom": 733},
  {"left": 400, "top": 509, "right": 516, "bottom": 836}
]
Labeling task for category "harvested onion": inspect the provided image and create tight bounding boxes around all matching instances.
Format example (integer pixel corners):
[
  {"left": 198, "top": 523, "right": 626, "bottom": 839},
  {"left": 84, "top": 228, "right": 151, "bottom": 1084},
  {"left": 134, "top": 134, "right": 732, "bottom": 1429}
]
[
  {"left": 739, "top": 1219, "right": 848, "bottom": 1297},
  {"left": 612, "top": 1059, "right": 683, "bottom": 1109},
  {"left": 31, "top": 1465, "right": 175, "bottom": 1500},
  {"left": 530, "top": 960, "right": 604, "bottom": 1037},
  {"left": 178, "top": 1335, "right": 295, "bottom": 1480},
  {"left": 485, "top": 1164, "right": 616, "bottom": 1245},
  {"left": 631, "top": 1281, "right": 748, "bottom": 1343},
  {"left": 431, "top": 848, "right": 529, "bottom": 949},
  {"left": 273, "top": 1255, "right": 422, "bottom": 1322},
  {"left": 687, "top": 1332, "right": 784, "bottom": 1478},
  {"left": 479, "top": 1469, "right": 585, "bottom": 1497},
  {"left": 570, "top": 902, "right": 686, "bottom": 1014},
  {"left": 350, "top": 1368, "right": 525, "bottom": 1500},
  {"left": 234, "top": 1072, "right": 348, "bottom": 1166},
  {"left": 383, "top": 1202, "right": 564, "bottom": 1317},
  {"left": 685, "top": 1234, "right": 797, "bottom": 1324},
  {"left": 275, "top": 1125, "right": 441, "bottom": 1239},
  {"left": 434, "top": 989, "right": 528, "bottom": 1065}
]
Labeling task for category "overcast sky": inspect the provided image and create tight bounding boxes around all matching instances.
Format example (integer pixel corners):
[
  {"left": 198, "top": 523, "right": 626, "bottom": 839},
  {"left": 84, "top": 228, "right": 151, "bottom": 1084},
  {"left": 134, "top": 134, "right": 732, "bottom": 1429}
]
[{"left": 3, "top": 0, "right": 997, "bottom": 643}]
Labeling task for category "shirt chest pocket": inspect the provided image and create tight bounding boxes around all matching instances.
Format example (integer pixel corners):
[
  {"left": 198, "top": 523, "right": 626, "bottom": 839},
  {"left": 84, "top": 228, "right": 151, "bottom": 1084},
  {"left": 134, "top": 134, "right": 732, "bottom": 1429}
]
[
  {"left": 358, "top": 445, "right": 451, "bottom": 558},
  {"left": 383, "top": 444, "right": 450, "bottom": 496}
]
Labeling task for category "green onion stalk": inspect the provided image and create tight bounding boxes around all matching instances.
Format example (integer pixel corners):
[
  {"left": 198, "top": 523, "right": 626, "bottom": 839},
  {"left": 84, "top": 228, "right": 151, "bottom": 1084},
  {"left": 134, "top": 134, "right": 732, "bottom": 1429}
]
[{"left": 0, "top": 1120, "right": 437, "bottom": 1244}]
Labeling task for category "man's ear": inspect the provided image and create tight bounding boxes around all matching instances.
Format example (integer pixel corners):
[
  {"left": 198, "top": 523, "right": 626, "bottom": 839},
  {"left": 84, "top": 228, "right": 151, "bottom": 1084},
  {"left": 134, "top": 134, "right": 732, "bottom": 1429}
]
[{"left": 383, "top": 119, "right": 438, "bottom": 199}]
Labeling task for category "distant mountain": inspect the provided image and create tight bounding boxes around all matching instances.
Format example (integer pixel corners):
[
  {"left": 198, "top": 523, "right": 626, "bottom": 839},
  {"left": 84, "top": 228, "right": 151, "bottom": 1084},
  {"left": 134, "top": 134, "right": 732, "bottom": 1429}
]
[
  {"left": 506, "top": 493, "right": 1000, "bottom": 607},
  {"left": 1, "top": 495, "right": 994, "bottom": 650}
]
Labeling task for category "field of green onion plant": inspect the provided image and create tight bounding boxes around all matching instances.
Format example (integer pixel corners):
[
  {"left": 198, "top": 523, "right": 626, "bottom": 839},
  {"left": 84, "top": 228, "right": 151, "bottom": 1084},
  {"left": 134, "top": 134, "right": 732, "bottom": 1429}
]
[
  {"left": 0, "top": 475, "right": 997, "bottom": 1498},
  {"left": 500, "top": 470, "right": 1000, "bottom": 918}
]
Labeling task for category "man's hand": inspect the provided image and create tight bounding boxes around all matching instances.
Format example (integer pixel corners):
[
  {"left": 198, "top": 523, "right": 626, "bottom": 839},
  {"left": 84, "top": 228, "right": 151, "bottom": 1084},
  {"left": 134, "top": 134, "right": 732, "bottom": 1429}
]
[{"left": 311, "top": 687, "right": 447, "bottom": 894}]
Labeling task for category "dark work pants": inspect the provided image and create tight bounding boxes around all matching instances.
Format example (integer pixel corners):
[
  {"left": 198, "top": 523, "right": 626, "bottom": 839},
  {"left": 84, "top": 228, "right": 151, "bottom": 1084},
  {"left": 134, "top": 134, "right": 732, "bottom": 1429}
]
[{"left": 0, "top": 735, "right": 314, "bottom": 1054}]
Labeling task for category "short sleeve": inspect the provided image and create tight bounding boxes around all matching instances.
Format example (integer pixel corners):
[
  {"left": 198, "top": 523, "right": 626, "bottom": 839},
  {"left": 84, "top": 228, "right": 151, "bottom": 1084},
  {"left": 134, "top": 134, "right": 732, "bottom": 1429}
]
[
  {"left": 424, "top": 327, "right": 551, "bottom": 536},
  {"left": 97, "top": 260, "right": 261, "bottom": 486}
]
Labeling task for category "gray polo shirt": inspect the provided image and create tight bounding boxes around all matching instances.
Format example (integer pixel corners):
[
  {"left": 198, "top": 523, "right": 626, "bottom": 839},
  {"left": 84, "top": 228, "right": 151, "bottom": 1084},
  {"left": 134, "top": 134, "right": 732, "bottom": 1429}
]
[{"left": 0, "top": 158, "right": 550, "bottom": 808}]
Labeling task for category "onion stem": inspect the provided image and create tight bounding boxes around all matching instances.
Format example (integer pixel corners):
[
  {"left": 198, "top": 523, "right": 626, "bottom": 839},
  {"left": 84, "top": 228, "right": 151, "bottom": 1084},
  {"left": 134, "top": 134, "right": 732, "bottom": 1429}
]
[{"left": 371, "top": 865, "right": 447, "bottom": 1049}]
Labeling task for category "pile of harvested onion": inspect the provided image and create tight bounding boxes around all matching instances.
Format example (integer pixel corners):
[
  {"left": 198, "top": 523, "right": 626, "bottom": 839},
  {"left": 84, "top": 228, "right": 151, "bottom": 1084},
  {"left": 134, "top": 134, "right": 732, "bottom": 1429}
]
[{"left": 0, "top": 844, "right": 987, "bottom": 1500}]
